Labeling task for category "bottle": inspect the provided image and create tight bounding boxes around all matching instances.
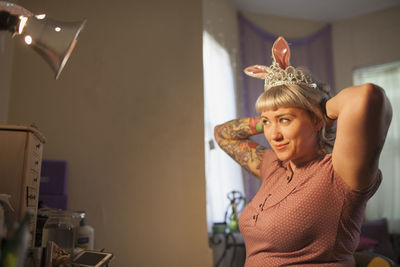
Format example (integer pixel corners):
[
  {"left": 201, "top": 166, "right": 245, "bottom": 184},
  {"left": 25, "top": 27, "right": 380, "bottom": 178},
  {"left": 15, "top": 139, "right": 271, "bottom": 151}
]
[
  {"left": 42, "top": 210, "right": 76, "bottom": 265},
  {"left": 76, "top": 212, "right": 94, "bottom": 250}
]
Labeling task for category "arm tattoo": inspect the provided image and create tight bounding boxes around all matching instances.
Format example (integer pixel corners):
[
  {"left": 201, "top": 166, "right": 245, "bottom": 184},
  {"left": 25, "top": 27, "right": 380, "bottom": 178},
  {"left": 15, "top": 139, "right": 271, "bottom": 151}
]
[
  {"left": 216, "top": 117, "right": 264, "bottom": 139},
  {"left": 215, "top": 117, "right": 266, "bottom": 176}
]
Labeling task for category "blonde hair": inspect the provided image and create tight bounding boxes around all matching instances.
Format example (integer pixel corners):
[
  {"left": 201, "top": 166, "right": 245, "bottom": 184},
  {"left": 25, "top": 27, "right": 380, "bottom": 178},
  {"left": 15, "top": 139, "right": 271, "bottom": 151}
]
[{"left": 255, "top": 83, "right": 334, "bottom": 153}]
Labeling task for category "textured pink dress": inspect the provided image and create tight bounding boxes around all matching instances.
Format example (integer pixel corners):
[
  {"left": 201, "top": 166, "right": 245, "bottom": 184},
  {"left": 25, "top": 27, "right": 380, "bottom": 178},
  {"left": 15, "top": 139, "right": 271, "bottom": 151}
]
[{"left": 239, "top": 150, "right": 381, "bottom": 266}]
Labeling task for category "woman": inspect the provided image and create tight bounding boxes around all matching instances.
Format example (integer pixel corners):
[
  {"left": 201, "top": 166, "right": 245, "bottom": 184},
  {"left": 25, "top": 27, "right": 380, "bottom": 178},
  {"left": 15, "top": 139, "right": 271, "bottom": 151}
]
[{"left": 214, "top": 37, "right": 392, "bottom": 266}]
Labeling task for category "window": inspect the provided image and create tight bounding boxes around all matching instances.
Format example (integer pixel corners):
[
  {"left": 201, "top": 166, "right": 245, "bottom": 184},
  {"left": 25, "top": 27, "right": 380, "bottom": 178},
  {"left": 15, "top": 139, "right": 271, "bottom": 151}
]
[
  {"left": 203, "top": 30, "right": 244, "bottom": 232},
  {"left": 353, "top": 61, "right": 400, "bottom": 233}
]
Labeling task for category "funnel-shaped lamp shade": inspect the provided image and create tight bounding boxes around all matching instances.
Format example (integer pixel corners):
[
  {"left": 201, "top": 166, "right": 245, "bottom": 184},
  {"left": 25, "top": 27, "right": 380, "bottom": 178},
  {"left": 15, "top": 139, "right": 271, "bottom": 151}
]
[{"left": 21, "top": 16, "right": 86, "bottom": 79}]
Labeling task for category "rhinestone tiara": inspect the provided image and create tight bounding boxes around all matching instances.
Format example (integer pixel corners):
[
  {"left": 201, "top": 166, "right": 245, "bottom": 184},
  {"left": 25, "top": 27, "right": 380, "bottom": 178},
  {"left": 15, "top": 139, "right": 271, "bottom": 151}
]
[
  {"left": 244, "top": 36, "right": 318, "bottom": 91},
  {"left": 263, "top": 61, "right": 316, "bottom": 90}
]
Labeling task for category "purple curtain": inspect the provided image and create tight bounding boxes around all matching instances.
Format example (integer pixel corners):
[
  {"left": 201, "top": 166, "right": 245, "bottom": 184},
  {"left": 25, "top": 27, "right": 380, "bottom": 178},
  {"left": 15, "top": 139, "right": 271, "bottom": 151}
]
[{"left": 238, "top": 13, "right": 335, "bottom": 199}]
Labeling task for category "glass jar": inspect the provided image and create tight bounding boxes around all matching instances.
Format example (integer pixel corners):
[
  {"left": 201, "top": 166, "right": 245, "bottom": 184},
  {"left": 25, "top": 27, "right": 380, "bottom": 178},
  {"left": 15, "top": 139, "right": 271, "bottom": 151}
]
[{"left": 41, "top": 210, "right": 76, "bottom": 265}]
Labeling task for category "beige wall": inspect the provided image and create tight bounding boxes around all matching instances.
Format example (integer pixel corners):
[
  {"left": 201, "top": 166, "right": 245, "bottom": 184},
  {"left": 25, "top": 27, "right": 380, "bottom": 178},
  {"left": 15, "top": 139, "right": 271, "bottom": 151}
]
[
  {"left": 332, "top": 5, "right": 400, "bottom": 91},
  {"left": 7, "top": 0, "right": 211, "bottom": 266},
  {"left": 240, "top": 11, "right": 326, "bottom": 39}
]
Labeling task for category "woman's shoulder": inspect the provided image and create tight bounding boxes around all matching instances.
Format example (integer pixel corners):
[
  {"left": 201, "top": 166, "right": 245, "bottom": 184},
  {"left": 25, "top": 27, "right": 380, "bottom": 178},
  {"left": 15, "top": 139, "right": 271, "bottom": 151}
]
[
  {"left": 320, "top": 153, "right": 382, "bottom": 199},
  {"left": 298, "top": 153, "right": 333, "bottom": 173},
  {"left": 319, "top": 153, "right": 333, "bottom": 168},
  {"left": 259, "top": 150, "right": 282, "bottom": 182},
  {"left": 261, "top": 149, "right": 279, "bottom": 168}
]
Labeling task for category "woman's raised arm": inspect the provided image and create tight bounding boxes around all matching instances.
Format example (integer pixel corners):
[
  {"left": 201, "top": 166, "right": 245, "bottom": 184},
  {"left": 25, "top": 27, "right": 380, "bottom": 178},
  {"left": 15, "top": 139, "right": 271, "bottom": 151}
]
[
  {"left": 214, "top": 117, "right": 266, "bottom": 178},
  {"left": 326, "top": 83, "right": 392, "bottom": 190}
]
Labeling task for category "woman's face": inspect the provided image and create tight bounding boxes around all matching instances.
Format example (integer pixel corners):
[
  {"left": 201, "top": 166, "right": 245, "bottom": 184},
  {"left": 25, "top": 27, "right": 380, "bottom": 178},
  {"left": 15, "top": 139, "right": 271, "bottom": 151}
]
[{"left": 261, "top": 107, "right": 321, "bottom": 167}]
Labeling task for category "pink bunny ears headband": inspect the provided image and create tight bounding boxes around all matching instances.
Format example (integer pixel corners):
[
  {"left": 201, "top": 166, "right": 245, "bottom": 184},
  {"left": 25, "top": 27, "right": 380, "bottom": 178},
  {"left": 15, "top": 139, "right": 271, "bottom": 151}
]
[{"left": 244, "top": 36, "right": 318, "bottom": 92}]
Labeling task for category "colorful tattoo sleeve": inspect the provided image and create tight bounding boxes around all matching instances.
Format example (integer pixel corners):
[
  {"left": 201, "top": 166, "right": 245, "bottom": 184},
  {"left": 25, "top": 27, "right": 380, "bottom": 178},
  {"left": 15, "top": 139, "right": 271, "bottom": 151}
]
[{"left": 214, "top": 117, "right": 266, "bottom": 177}]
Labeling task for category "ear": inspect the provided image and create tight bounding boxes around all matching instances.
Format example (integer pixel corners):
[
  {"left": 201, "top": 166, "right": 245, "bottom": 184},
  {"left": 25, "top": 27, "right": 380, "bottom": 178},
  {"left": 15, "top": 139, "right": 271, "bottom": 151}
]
[
  {"left": 272, "top": 36, "right": 291, "bottom": 70},
  {"left": 243, "top": 65, "right": 270, "bottom": 79},
  {"left": 314, "top": 119, "right": 323, "bottom": 132}
]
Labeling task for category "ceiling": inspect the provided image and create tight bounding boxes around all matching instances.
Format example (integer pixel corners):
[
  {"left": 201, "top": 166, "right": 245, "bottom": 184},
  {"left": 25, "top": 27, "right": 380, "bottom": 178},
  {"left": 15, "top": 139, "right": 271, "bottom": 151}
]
[{"left": 233, "top": 0, "right": 400, "bottom": 21}]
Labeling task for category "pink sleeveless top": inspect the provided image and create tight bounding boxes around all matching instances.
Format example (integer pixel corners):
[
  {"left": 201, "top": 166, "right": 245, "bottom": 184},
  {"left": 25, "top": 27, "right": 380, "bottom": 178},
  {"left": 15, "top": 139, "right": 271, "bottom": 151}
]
[{"left": 239, "top": 150, "right": 381, "bottom": 266}]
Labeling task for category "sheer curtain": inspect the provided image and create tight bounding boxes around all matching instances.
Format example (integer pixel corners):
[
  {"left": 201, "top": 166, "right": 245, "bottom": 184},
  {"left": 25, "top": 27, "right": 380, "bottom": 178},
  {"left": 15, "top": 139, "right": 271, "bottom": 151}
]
[
  {"left": 203, "top": 31, "right": 244, "bottom": 232},
  {"left": 238, "top": 13, "right": 335, "bottom": 199},
  {"left": 353, "top": 61, "right": 400, "bottom": 233}
]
